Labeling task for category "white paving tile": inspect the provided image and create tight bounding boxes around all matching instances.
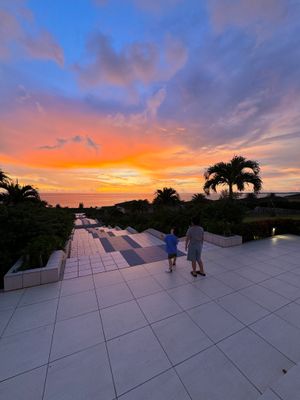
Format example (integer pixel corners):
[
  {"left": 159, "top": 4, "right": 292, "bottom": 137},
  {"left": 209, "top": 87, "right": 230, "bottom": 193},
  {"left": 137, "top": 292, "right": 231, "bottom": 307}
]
[
  {"left": 215, "top": 271, "right": 253, "bottom": 290},
  {"left": 60, "top": 275, "right": 94, "bottom": 297},
  {"left": 107, "top": 326, "right": 170, "bottom": 396},
  {"left": 93, "top": 269, "right": 124, "bottom": 288},
  {"left": 251, "top": 314, "right": 300, "bottom": 362},
  {"left": 192, "top": 276, "right": 234, "bottom": 299},
  {"left": 0, "top": 290, "right": 24, "bottom": 310},
  {"left": 167, "top": 284, "right": 210, "bottom": 310},
  {"left": 235, "top": 266, "right": 270, "bottom": 283},
  {"left": 137, "top": 291, "right": 182, "bottom": 323},
  {"left": 120, "top": 266, "right": 150, "bottom": 281},
  {"left": 218, "top": 328, "right": 294, "bottom": 392},
  {"left": 152, "top": 271, "right": 188, "bottom": 290},
  {"left": 50, "top": 311, "right": 104, "bottom": 361},
  {"left": 152, "top": 312, "right": 212, "bottom": 364},
  {"left": 0, "top": 325, "right": 53, "bottom": 381},
  {"left": 275, "top": 302, "right": 300, "bottom": 329},
  {"left": 0, "top": 366, "right": 47, "bottom": 400},
  {"left": 127, "top": 276, "right": 163, "bottom": 298},
  {"left": 118, "top": 369, "right": 190, "bottom": 400},
  {"left": 176, "top": 346, "right": 259, "bottom": 400},
  {"left": 97, "top": 282, "right": 133, "bottom": 308},
  {"left": 271, "top": 363, "right": 300, "bottom": 400},
  {"left": 0, "top": 308, "right": 14, "bottom": 336},
  {"left": 57, "top": 290, "right": 98, "bottom": 321},
  {"left": 240, "top": 284, "right": 290, "bottom": 311},
  {"left": 259, "top": 278, "right": 300, "bottom": 301},
  {"left": 19, "top": 282, "right": 61, "bottom": 306},
  {"left": 258, "top": 389, "right": 281, "bottom": 399},
  {"left": 188, "top": 301, "right": 244, "bottom": 342},
  {"left": 101, "top": 300, "right": 147, "bottom": 339},
  {"left": 3, "top": 299, "right": 58, "bottom": 336},
  {"left": 276, "top": 271, "right": 300, "bottom": 288},
  {"left": 216, "top": 292, "right": 270, "bottom": 325},
  {"left": 44, "top": 343, "right": 115, "bottom": 400}
]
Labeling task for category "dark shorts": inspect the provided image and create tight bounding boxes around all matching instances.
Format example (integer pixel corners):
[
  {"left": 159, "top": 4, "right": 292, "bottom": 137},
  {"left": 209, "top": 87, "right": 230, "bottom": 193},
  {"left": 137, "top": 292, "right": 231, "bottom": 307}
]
[
  {"left": 187, "top": 244, "right": 202, "bottom": 262},
  {"left": 168, "top": 253, "right": 177, "bottom": 259}
]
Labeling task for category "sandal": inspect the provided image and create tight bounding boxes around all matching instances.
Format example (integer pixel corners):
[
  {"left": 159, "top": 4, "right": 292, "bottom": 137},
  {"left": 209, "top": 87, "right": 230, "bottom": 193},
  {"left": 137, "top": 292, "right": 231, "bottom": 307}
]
[{"left": 190, "top": 271, "right": 197, "bottom": 277}]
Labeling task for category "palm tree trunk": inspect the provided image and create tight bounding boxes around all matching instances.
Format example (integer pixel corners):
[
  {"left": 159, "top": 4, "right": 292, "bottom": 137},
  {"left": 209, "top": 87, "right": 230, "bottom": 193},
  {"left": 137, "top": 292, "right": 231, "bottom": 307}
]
[{"left": 229, "top": 184, "right": 233, "bottom": 199}]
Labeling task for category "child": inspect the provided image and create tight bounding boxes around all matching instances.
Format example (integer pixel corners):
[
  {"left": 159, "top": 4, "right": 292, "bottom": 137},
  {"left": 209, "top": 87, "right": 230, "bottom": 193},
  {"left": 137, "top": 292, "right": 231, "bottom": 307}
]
[{"left": 163, "top": 227, "right": 179, "bottom": 273}]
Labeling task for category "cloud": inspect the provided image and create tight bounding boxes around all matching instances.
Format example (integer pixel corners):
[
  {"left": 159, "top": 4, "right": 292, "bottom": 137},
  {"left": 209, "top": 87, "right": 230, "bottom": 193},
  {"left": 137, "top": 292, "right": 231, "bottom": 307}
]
[
  {"left": 0, "top": 3, "right": 64, "bottom": 65},
  {"left": 107, "top": 88, "right": 166, "bottom": 128},
  {"left": 208, "top": 0, "right": 288, "bottom": 41},
  {"left": 94, "top": 0, "right": 184, "bottom": 14},
  {"left": 75, "top": 32, "right": 187, "bottom": 88},
  {"left": 21, "top": 30, "right": 64, "bottom": 66},
  {"left": 132, "top": 0, "right": 184, "bottom": 13},
  {"left": 39, "top": 135, "right": 100, "bottom": 151},
  {"left": 39, "top": 138, "right": 68, "bottom": 150},
  {"left": 86, "top": 136, "right": 99, "bottom": 150},
  {"left": 72, "top": 135, "right": 83, "bottom": 143}
]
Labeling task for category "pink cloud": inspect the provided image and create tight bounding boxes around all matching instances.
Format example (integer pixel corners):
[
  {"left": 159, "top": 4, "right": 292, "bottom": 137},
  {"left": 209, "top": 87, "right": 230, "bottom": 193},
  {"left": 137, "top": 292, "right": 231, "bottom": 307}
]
[
  {"left": 0, "top": 4, "right": 64, "bottom": 65},
  {"left": 21, "top": 30, "right": 64, "bottom": 66}
]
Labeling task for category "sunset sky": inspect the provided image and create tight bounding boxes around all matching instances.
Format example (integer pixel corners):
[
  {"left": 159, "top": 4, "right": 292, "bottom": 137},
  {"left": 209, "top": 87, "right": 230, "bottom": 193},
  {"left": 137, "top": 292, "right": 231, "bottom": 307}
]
[{"left": 0, "top": 0, "right": 300, "bottom": 194}]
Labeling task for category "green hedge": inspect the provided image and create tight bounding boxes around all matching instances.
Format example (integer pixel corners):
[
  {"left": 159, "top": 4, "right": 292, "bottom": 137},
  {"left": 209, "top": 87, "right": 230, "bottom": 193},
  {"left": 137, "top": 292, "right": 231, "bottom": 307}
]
[
  {"left": 0, "top": 203, "right": 73, "bottom": 287},
  {"left": 234, "top": 218, "right": 300, "bottom": 242}
]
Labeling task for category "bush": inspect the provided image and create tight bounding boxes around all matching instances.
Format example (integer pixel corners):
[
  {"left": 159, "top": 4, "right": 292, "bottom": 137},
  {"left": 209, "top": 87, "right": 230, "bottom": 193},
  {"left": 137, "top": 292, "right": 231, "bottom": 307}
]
[
  {"left": 0, "top": 203, "right": 73, "bottom": 287},
  {"left": 234, "top": 218, "right": 300, "bottom": 242}
]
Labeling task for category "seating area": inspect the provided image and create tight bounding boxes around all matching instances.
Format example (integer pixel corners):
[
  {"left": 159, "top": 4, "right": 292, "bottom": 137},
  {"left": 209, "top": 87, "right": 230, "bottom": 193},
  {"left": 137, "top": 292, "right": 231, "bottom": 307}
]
[{"left": 0, "top": 230, "right": 300, "bottom": 399}]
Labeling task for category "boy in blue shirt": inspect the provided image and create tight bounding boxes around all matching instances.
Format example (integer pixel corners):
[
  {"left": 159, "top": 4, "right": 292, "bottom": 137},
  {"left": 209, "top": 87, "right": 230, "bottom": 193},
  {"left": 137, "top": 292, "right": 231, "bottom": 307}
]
[{"left": 163, "top": 227, "right": 179, "bottom": 273}]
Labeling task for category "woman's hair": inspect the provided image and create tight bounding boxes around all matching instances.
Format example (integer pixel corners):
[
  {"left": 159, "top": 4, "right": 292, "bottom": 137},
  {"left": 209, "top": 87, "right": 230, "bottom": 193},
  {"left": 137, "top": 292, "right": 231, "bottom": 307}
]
[{"left": 191, "top": 216, "right": 200, "bottom": 225}]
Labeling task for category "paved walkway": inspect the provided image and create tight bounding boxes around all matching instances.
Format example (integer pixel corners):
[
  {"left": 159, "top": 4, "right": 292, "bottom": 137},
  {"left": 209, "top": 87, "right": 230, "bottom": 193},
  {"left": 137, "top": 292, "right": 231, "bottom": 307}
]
[{"left": 0, "top": 231, "right": 300, "bottom": 399}]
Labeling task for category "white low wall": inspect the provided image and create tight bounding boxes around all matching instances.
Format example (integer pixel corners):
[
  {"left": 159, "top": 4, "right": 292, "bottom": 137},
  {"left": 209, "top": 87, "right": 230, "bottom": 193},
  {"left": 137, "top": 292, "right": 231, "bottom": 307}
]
[
  {"left": 126, "top": 226, "right": 138, "bottom": 234},
  {"left": 4, "top": 250, "right": 65, "bottom": 291},
  {"left": 204, "top": 232, "right": 242, "bottom": 247},
  {"left": 145, "top": 227, "right": 242, "bottom": 247}
]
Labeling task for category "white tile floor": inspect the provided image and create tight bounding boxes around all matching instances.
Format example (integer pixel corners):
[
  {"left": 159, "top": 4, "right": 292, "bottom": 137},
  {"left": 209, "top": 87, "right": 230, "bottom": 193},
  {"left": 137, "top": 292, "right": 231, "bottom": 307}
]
[{"left": 1, "top": 234, "right": 300, "bottom": 399}]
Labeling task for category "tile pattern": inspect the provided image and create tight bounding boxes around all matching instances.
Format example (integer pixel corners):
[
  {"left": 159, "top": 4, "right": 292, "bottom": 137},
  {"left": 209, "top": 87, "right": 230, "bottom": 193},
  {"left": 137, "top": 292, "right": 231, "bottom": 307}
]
[{"left": 1, "top": 234, "right": 300, "bottom": 399}]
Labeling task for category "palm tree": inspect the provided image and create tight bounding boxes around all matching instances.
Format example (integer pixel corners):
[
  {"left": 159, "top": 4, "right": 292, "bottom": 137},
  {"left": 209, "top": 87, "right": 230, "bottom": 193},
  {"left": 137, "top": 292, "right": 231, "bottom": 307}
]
[
  {"left": 153, "top": 187, "right": 180, "bottom": 206},
  {"left": 0, "top": 168, "right": 9, "bottom": 184},
  {"left": 203, "top": 155, "right": 262, "bottom": 199},
  {"left": 0, "top": 181, "right": 41, "bottom": 205},
  {"left": 191, "top": 193, "right": 207, "bottom": 204}
]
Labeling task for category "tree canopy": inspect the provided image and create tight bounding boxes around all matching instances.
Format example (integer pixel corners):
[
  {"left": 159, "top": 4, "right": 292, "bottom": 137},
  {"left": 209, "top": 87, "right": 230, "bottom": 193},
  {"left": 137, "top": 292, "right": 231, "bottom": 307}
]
[{"left": 203, "top": 155, "right": 262, "bottom": 199}]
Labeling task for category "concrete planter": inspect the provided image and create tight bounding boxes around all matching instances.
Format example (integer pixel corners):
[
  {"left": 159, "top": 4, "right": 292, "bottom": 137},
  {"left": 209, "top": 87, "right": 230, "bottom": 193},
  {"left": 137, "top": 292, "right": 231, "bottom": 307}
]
[
  {"left": 145, "top": 227, "right": 242, "bottom": 248},
  {"left": 4, "top": 250, "right": 65, "bottom": 291},
  {"left": 143, "top": 228, "right": 164, "bottom": 239},
  {"left": 126, "top": 226, "right": 138, "bottom": 234},
  {"left": 204, "top": 231, "right": 242, "bottom": 247}
]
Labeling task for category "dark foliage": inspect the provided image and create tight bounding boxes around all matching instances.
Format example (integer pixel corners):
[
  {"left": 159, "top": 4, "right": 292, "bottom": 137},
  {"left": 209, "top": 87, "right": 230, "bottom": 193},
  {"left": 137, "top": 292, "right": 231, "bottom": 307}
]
[{"left": 0, "top": 202, "right": 73, "bottom": 287}]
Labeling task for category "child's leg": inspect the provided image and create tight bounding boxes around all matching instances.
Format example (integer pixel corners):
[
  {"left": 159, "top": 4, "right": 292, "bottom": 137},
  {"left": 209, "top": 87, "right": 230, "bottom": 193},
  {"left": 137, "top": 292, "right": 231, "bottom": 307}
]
[
  {"left": 168, "top": 257, "right": 173, "bottom": 271},
  {"left": 173, "top": 255, "right": 177, "bottom": 266}
]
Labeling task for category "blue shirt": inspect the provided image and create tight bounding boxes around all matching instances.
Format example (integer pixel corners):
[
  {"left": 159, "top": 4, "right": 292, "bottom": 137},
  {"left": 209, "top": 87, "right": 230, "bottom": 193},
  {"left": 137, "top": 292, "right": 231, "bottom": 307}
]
[{"left": 164, "top": 234, "right": 178, "bottom": 254}]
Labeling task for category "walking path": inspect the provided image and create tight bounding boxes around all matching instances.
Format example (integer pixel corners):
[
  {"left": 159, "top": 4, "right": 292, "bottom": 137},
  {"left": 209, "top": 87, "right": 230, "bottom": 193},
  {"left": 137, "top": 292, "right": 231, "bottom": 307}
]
[{"left": 0, "top": 229, "right": 300, "bottom": 399}]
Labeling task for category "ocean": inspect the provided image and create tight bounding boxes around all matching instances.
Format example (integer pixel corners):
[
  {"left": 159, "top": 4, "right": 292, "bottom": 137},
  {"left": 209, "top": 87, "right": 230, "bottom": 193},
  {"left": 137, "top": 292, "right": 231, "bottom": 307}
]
[
  {"left": 41, "top": 192, "right": 193, "bottom": 208},
  {"left": 40, "top": 192, "right": 297, "bottom": 208}
]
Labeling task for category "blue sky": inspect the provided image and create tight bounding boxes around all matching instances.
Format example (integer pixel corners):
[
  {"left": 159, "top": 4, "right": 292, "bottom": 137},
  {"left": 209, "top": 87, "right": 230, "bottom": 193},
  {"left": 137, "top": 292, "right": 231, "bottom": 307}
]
[{"left": 0, "top": 0, "right": 300, "bottom": 193}]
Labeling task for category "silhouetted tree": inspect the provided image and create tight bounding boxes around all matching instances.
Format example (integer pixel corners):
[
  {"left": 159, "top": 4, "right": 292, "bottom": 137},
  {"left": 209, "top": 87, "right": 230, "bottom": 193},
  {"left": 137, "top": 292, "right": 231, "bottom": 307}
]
[
  {"left": 153, "top": 187, "right": 180, "bottom": 206},
  {"left": 0, "top": 181, "right": 40, "bottom": 205},
  {"left": 204, "top": 155, "right": 262, "bottom": 199}
]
